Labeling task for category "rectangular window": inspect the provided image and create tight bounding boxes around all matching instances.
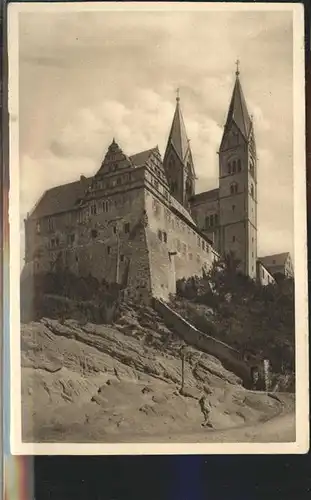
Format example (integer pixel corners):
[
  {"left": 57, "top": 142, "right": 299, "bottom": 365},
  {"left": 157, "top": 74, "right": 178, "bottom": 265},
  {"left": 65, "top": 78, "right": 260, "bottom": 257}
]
[
  {"left": 158, "top": 229, "right": 162, "bottom": 241},
  {"left": 197, "top": 236, "right": 200, "bottom": 247},
  {"left": 113, "top": 226, "right": 117, "bottom": 234},
  {"left": 120, "top": 254, "right": 124, "bottom": 262},
  {"left": 51, "top": 238, "right": 55, "bottom": 248},
  {"left": 183, "top": 243, "right": 187, "bottom": 254},
  {"left": 163, "top": 232, "right": 167, "bottom": 243},
  {"left": 56, "top": 237, "right": 60, "bottom": 246},
  {"left": 91, "top": 204, "right": 97, "bottom": 215},
  {"left": 202, "top": 240, "right": 205, "bottom": 250},
  {"left": 232, "top": 236, "right": 236, "bottom": 242},
  {"left": 124, "top": 222, "right": 130, "bottom": 234},
  {"left": 107, "top": 246, "right": 111, "bottom": 255},
  {"left": 91, "top": 229, "right": 98, "bottom": 239}
]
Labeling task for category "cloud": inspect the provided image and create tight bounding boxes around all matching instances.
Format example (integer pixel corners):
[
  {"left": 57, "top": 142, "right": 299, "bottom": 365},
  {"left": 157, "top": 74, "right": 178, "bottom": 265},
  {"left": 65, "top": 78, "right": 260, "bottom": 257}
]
[{"left": 18, "top": 7, "right": 295, "bottom": 263}]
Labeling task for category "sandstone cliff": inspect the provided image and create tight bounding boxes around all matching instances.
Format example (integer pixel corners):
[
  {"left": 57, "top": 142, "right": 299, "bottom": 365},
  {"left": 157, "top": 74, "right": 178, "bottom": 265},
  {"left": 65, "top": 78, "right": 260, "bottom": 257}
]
[{"left": 21, "top": 302, "right": 295, "bottom": 443}]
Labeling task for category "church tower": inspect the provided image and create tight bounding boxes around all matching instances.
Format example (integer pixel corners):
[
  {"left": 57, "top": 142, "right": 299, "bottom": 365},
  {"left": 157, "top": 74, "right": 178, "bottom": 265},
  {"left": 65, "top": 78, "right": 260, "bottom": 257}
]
[
  {"left": 163, "top": 91, "right": 196, "bottom": 210},
  {"left": 218, "top": 63, "right": 257, "bottom": 279}
]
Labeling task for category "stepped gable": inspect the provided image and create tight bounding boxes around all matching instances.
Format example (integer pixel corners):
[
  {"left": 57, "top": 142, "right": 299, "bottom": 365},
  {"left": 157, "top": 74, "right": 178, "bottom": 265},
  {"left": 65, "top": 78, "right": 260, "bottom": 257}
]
[
  {"left": 28, "top": 177, "right": 92, "bottom": 220},
  {"left": 131, "top": 145, "right": 169, "bottom": 185},
  {"left": 96, "top": 138, "right": 135, "bottom": 176}
]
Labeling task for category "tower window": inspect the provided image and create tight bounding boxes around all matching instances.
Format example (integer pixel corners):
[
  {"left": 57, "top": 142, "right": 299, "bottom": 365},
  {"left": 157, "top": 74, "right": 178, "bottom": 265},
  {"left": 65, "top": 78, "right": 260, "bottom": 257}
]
[
  {"left": 238, "top": 159, "right": 242, "bottom": 172},
  {"left": 230, "top": 183, "right": 238, "bottom": 195}
]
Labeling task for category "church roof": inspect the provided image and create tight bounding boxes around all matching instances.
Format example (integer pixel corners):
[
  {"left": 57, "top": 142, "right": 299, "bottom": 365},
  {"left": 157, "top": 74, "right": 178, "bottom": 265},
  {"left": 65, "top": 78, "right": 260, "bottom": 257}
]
[
  {"left": 191, "top": 188, "right": 219, "bottom": 204},
  {"left": 166, "top": 96, "right": 190, "bottom": 163},
  {"left": 258, "top": 252, "right": 291, "bottom": 269},
  {"left": 225, "top": 73, "right": 252, "bottom": 139}
]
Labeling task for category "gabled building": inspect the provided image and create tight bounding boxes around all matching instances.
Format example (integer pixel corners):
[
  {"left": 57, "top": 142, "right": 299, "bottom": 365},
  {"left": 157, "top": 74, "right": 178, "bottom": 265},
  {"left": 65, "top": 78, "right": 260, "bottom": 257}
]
[
  {"left": 258, "top": 252, "right": 294, "bottom": 279},
  {"left": 23, "top": 64, "right": 292, "bottom": 302}
]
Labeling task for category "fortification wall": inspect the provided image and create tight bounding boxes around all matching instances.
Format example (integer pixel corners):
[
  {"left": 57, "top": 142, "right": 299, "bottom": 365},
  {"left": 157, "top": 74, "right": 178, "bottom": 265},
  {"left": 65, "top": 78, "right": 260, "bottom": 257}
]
[{"left": 144, "top": 189, "right": 218, "bottom": 301}]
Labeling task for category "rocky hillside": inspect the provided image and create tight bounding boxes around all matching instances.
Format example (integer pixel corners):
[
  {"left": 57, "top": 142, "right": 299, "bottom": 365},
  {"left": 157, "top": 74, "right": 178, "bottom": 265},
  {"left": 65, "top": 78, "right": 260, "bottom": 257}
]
[{"left": 21, "top": 301, "right": 295, "bottom": 443}]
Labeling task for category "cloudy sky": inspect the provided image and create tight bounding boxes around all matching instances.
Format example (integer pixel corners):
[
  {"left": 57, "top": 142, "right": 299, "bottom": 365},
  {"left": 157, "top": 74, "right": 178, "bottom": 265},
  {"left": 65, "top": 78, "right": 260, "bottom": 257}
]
[{"left": 18, "top": 6, "right": 294, "bottom": 263}]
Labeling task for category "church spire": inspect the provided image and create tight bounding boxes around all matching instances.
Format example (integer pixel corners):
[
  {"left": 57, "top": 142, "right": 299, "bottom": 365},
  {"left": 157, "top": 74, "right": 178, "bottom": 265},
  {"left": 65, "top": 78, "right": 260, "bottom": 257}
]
[
  {"left": 165, "top": 89, "right": 191, "bottom": 163},
  {"left": 225, "top": 61, "right": 252, "bottom": 140},
  {"left": 163, "top": 90, "right": 196, "bottom": 208}
]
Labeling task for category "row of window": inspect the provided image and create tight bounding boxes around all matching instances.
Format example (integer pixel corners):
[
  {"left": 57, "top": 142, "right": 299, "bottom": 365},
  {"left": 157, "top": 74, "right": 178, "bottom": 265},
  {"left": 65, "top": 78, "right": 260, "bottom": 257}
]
[
  {"left": 205, "top": 214, "right": 218, "bottom": 228},
  {"left": 229, "top": 182, "right": 254, "bottom": 197},
  {"left": 93, "top": 172, "right": 132, "bottom": 190},
  {"left": 228, "top": 159, "right": 242, "bottom": 174}
]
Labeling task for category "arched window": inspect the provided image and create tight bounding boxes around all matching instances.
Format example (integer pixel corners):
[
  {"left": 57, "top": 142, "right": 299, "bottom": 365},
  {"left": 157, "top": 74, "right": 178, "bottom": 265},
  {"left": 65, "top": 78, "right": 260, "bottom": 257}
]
[
  {"left": 228, "top": 162, "right": 231, "bottom": 174},
  {"left": 250, "top": 183, "right": 254, "bottom": 197},
  {"left": 232, "top": 160, "right": 236, "bottom": 173},
  {"left": 238, "top": 159, "right": 241, "bottom": 172}
]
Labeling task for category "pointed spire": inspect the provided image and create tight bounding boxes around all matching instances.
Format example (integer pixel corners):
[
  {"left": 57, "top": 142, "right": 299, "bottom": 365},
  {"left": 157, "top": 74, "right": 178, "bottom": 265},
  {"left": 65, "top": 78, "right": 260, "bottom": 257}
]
[
  {"left": 225, "top": 62, "right": 252, "bottom": 139},
  {"left": 166, "top": 89, "right": 190, "bottom": 163}
]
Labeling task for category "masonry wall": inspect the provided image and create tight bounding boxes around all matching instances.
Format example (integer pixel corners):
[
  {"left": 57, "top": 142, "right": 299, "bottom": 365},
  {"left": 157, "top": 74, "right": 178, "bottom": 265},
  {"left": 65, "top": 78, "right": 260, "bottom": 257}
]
[
  {"left": 257, "top": 261, "right": 275, "bottom": 286},
  {"left": 153, "top": 298, "right": 253, "bottom": 387},
  {"left": 190, "top": 196, "right": 220, "bottom": 251}
]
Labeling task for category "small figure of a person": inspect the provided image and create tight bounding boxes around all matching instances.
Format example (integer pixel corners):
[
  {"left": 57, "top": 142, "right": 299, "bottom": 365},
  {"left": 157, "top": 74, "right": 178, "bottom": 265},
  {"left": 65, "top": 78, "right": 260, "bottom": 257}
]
[{"left": 199, "top": 396, "right": 213, "bottom": 428}]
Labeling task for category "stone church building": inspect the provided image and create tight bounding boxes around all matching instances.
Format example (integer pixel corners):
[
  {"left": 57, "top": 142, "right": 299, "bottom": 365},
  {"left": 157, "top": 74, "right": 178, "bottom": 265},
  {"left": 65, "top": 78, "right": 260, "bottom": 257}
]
[{"left": 23, "top": 66, "right": 293, "bottom": 302}]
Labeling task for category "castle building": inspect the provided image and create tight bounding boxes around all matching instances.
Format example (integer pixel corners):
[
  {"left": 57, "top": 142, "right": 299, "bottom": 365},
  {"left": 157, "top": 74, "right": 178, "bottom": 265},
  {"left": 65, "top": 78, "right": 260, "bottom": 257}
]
[{"left": 23, "top": 66, "right": 291, "bottom": 302}]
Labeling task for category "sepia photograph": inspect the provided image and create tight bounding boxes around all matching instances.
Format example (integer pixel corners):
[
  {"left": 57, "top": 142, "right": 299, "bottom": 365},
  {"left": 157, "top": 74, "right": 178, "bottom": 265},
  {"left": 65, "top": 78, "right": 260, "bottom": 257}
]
[{"left": 8, "top": 2, "right": 308, "bottom": 454}]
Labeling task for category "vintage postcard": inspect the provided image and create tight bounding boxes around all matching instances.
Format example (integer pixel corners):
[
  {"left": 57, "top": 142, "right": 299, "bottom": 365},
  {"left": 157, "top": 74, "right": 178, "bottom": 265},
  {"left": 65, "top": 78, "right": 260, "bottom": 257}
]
[{"left": 8, "top": 2, "right": 308, "bottom": 454}]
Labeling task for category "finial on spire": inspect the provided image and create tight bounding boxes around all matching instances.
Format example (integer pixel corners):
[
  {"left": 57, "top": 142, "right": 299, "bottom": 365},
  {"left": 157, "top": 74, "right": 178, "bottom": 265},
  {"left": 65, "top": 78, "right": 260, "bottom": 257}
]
[
  {"left": 235, "top": 59, "right": 240, "bottom": 76},
  {"left": 176, "top": 88, "right": 180, "bottom": 102}
]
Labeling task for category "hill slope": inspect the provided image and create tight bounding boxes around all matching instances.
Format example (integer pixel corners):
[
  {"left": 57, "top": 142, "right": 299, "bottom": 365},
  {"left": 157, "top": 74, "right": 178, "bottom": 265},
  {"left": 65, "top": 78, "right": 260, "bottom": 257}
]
[{"left": 21, "top": 303, "right": 295, "bottom": 443}]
